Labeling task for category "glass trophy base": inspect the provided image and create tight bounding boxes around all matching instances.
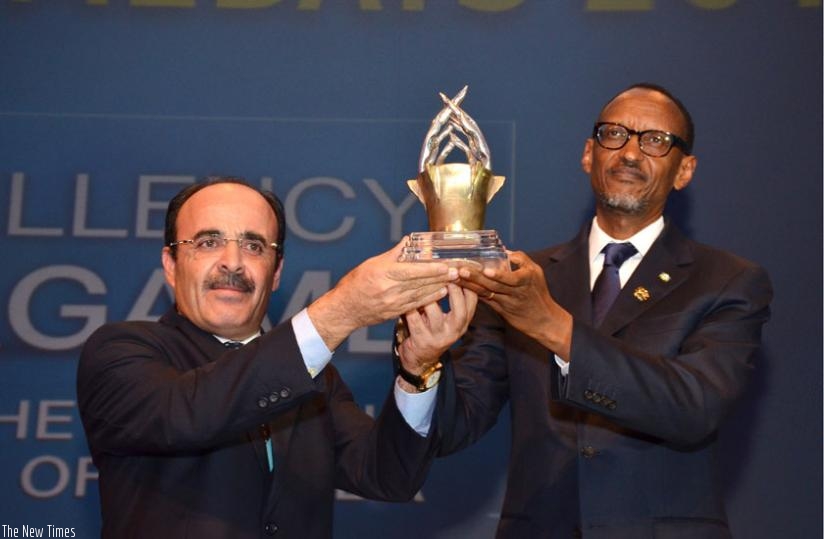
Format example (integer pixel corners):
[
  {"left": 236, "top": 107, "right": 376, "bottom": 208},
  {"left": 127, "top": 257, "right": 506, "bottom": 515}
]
[{"left": 399, "top": 230, "right": 508, "bottom": 271}]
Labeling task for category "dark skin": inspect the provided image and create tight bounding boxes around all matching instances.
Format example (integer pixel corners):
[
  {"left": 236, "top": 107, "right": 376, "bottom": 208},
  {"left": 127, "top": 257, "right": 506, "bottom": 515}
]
[
  {"left": 455, "top": 87, "right": 698, "bottom": 363},
  {"left": 582, "top": 88, "right": 697, "bottom": 238}
]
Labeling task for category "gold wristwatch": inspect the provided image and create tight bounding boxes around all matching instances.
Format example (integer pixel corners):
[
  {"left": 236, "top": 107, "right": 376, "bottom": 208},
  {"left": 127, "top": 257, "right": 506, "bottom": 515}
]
[
  {"left": 396, "top": 360, "right": 443, "bottom": 392},
  {"left": 393, "top": 316, "right": 443, "bottom": 392}
]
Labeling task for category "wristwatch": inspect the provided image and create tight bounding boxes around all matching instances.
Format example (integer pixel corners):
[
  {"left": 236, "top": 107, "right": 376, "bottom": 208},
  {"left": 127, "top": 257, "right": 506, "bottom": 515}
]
[
  {"left": 396, "top": 360, "right": 443, "bottom": 392},
  {"left": 392, "top": 316, "right": 443, "bottom": 392}
]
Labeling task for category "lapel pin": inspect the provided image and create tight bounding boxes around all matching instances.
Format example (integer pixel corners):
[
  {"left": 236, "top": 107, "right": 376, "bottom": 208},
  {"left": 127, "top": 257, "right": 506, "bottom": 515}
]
[
  {"left": 658, "top": 272, "right": 671, "bottom": 283},
  {"left": 633, "top": 286, "right": 650, "bottom": 302}
]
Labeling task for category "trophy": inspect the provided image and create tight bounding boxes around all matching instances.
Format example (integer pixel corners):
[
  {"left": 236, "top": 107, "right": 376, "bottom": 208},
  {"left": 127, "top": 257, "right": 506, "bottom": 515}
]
[{"left": 399, "top": 86, "right": 508, "bottom": 270}]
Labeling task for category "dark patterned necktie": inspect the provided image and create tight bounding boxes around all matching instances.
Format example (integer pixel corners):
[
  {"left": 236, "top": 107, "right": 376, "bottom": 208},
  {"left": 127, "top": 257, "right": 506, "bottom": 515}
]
[
  {"left": 591, "top": 242, "right": 637, "bottom": 327},
  {"left": 223, "top": 340, "right": 243, "bottom": 349}
]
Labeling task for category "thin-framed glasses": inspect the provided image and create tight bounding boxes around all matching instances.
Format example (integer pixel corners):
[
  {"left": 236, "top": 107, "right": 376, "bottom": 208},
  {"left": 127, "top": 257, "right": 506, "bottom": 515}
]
[
  {"left": 168, "top": 234, "right": 280, "bottom": 257},
  {"left": 592, "top": 122, "right": 691, "bottom": 157}
]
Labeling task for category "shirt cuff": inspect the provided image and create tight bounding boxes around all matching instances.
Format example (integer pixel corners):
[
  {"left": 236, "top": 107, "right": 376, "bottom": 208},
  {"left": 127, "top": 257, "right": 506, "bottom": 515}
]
[
  {"left": 393, "top": 378, "right": 437, "bottom": 437},
  {"left": 291, "top": 308, "right": 333, "bottom": 379},
  {"left": 554, "top": 354, "right": 569, "bottom": 377}
]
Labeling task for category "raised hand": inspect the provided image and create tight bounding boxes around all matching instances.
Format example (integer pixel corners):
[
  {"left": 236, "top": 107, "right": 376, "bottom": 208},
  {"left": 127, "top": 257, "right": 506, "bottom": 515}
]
[
  {"left": 458, "top": 250, "right": 572, "bottom": 360},
  {"left": 307, "top": 238, "right": 459, "bottom": 351}
]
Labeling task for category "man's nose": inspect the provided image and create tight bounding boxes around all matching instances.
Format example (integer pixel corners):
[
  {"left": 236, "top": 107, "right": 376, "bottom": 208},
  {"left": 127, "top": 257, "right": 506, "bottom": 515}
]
[
  {"left": 618, "top": 134, "right": 644, "bottom": 161},
  {"left": 217, "top": 239, "right": 244, "bottom": 271}
]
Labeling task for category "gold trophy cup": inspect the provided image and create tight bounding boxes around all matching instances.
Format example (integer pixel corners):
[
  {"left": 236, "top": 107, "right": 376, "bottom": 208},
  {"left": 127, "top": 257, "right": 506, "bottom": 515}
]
[{"left": 400, "top": 86, "right": 508, "bottom": 270}]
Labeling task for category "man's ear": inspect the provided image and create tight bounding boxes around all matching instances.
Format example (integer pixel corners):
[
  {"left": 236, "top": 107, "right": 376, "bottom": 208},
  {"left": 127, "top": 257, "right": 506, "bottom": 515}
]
[
  {"left": 270, "top": 257, "right": 284, "bottom": 292},
  {"left": 161, "top": 247, "right": 177, "bottom": 289},
  {"left": 581, "top": 138, "right": 594, "bottom": 174},
  {"left": 674, "top": 155, "right": 697, "bottom": 191}
]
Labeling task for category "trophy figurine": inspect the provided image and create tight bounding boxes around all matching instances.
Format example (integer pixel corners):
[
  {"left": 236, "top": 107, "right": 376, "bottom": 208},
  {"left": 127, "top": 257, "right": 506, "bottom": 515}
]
[{"left": 400, "top": 86, "right": 508, "bottom": 270}]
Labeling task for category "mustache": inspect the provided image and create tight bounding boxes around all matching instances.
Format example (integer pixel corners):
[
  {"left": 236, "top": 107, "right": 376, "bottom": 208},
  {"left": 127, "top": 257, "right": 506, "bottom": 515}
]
[
  {"left": 608, "top": 159, "right": 647, "bottom": 181},
  {"left": 204, "top": 271, "right": 255, "bottom": 293}
]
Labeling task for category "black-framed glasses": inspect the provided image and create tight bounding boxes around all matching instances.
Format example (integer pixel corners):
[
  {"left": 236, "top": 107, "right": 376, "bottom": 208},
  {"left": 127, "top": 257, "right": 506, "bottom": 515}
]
[
  {"left": 168, "top": 234, "right": 280, "bottom": 258},
  {"left": 592, "top": 122, "right": 691, "bottom": 157}
]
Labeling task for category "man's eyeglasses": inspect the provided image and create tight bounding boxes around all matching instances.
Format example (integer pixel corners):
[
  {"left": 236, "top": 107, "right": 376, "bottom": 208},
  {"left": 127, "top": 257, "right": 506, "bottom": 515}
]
[
  {"left": 168, "top": 234, "right": 280, "bottom": 258},
  {"left": 592, "top": 122, "right": 691, "bottom": 157}
]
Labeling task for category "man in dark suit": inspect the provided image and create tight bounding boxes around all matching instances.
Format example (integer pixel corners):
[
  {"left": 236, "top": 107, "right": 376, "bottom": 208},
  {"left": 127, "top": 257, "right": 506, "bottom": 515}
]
[
  {"left": 399, "top": 83, "right": 772, "bottom": 538},
  {"left": 77, "top": 177, "right": 475, "bottom": 538}
]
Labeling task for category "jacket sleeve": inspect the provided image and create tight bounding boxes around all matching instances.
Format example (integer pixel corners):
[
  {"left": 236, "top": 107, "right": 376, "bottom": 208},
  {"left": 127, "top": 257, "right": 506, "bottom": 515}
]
[
  {"left": 327, "top": 373, "right": 439, "bottom": 502},
  {"left": 432, "top": 302, "right": 513, "bottom": 457}
]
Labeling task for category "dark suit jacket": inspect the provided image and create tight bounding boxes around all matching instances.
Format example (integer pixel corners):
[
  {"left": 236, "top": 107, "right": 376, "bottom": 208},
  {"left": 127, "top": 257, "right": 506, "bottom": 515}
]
[
  {"left": 77, "top": 308, "right": 435, "bottom": 539},
  {"left": 435, "top": 221, "right": 772, "bottom": 539}
]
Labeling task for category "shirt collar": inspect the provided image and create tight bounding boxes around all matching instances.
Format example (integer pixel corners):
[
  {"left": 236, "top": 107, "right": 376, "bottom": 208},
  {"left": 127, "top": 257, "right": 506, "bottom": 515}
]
[
  {"left": 588, "top": 215, "right": 665, "bottom": 262},
  {"left": 214, "top": 332, "right": 261, "bottom": 346}
]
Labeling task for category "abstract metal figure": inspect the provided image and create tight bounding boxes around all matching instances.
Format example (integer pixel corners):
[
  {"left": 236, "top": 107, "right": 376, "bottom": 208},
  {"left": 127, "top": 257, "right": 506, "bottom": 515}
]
[{"left": 408, "top": 86, "right": 504, "bottom": 232}]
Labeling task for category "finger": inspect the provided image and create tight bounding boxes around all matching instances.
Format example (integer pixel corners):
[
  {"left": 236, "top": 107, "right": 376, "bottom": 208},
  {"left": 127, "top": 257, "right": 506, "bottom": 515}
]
[
  {"left": 389, "top": 279, "right": 454, "bottom": 307},
  {"left": 391, "top": 261, "right": 456, "bottom": 282},
  {"left": 402, "top": 307, "right": 426, "bottom": 334},
  {"left": 481, "top": 260, "right": 519, "bottom": 280},
  {"left": 480, "top": 263, "right": 525, "bottom": 288},
  {"left": 454, "top": 278, "right": 491, "bottom": 299},
  {"left": 449, "top": 286, "right": 478, "bottom": 335},
  {"left": 445, "top": 283, "right": 466, "bottom": 323},
  {"left": 419, "top": 299, "right": 446, "bottom": 327},
  {"left": 453, "top": 287, "right": 478, "bottom": 326},
  {"left": 455, "top": 279, "right": 492, "bottom": 300},
  {"left": 379, "top": 283, "right": 449, "bottom": 316},
  {"left": 498, "top": 251, "right": 534, "bottom": 277},
  {"left": 457, "top": 264, "right": 485, "bottom": 282},
  {"left": 458, "top": 265, "right": 500, "bottom": 291},
  {"left": 401, "top": 285, "right": 449, "bottom": 313},
  {"left": 464, "top": 287, "right": 479, "bottom": 318}
]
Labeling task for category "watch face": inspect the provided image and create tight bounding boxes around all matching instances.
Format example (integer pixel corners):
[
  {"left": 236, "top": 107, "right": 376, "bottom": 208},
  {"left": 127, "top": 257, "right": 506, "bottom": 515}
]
[{"left": 423, "top": 369, "right": 441, "bottom": 389}]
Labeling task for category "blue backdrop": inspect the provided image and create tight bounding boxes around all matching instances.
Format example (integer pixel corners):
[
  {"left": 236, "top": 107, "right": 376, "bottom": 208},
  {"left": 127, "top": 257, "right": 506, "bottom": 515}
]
[{"left": 0, "top": 1, "right": 821, "bottom": 538}]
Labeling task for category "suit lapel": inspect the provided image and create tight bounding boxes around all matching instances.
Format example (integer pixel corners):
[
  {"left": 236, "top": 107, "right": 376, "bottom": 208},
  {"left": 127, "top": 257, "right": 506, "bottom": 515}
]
[
  {"left": 600, "top": 222, "right": 694, "bottom": 335},
  {"left": 161, "top": 307, "right": 230, "bottom": 366},
  {"left": 544, "top": 224, "right": 593, "bottom": 321},
  {"left": 162, "top": 309, "right": 303, "bottom": 485}
]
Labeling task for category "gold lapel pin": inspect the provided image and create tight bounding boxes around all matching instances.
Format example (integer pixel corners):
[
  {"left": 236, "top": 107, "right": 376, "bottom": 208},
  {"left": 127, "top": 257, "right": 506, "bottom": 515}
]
[
  {"left": 658, "top": 272, "right": 671, "bottom": 283},
  {"left": 633, "top": 286, "right": 650, "bottom": 302}
]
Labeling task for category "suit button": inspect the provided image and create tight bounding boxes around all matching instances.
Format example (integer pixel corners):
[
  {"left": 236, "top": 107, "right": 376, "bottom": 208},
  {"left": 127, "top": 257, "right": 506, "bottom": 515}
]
[
  {"left": 584, "top": 390, "right": 594, "bottom": 400},
  {"left": 592, "top": 393, "right": 603, "bottom": 403},
  {"left": 257, "top": 398, "right": 269, "bottom": 409},
  {"left": 264, "top": 522, "right": 278, "bottom": 535},
  {"left": 580, "top": 445, "right": 598, "bottom": 459},
  {"left": 279, "top": 387, "right": 291, "bottom": 399},
  {"left": 269, "top": 392, "right": 280, "bottom": 403},
  {"left": 607, "top": 401, "right": 617, "bottom": 410}
]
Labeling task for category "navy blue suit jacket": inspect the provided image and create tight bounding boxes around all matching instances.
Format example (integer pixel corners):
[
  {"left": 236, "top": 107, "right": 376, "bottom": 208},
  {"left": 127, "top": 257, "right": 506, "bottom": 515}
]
[
  {"left": 78, "top": 308, "right": 435, "bottom": 539},
  {"left": 435, "top": 221, "right": 772, "bottom": 538}
]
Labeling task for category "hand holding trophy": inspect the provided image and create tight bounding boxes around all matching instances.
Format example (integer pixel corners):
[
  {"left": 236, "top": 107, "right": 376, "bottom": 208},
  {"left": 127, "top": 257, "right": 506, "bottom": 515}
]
[{"left": 400, "top": 86, "right": 508, "bottom": 270}]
